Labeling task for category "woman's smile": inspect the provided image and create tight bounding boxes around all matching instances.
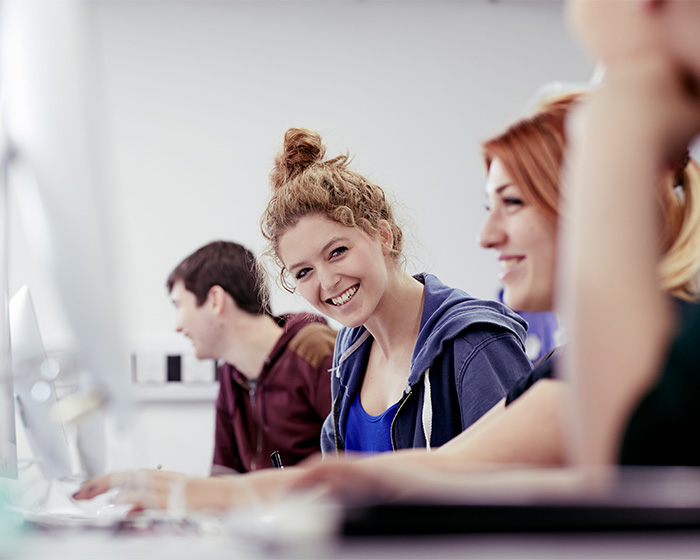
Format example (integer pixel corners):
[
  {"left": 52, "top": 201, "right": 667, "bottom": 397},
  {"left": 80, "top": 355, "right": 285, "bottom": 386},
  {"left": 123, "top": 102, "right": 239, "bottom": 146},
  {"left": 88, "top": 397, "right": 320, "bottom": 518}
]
[
  {"left": 498, "top": 256, "right": 524, "bottom": 282},
  {"left": 327, "top": 284, "right": 360, "bottom": 307}
]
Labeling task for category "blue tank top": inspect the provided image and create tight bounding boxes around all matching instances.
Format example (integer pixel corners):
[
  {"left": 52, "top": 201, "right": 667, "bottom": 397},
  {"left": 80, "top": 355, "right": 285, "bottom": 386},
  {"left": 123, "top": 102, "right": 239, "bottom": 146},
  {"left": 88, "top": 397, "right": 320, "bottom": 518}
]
[{"left": 345, "top": 393, "right": 399, "bottom": 454}]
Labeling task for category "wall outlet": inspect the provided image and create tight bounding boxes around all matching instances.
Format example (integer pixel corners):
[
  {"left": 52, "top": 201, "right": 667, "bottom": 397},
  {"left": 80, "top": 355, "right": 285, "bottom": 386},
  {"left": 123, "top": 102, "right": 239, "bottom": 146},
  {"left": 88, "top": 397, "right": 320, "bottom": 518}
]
[
  {"left": 131, "top": 353, "right": 167, "bottom": 384},
  {"left": 131, "top": 352, "right": 216, "bottom": 384},
  {"left": 181, "top": 354, "right": 217, "bottom": 384}
]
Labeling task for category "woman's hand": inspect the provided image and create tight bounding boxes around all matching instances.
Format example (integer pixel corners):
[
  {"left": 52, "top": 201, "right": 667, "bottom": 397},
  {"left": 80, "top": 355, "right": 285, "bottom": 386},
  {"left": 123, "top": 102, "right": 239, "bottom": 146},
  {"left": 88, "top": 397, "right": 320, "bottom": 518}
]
[
  {"left": 570, "top": 53, "right": 700, "bottom": 167},
  {"left": 290, "top": 453, "right": 422, "bottom": 503},
  {"left": 72, "top": 469, "right": 243, "bottom": 513}
]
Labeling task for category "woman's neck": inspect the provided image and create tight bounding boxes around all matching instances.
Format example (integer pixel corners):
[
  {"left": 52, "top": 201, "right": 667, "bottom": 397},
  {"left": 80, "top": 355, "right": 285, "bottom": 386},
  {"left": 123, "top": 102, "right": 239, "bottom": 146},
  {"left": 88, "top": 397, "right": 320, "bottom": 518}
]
[{"left": 363, "top": 270, "right": 425, "bottom": 360}]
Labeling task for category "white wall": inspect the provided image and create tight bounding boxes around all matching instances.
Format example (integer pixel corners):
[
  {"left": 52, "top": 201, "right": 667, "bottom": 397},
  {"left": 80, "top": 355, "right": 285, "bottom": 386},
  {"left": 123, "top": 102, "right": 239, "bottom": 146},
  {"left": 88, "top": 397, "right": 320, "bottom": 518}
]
[{"left": 8, "top": 0, "right": 592, "bottom": 475}]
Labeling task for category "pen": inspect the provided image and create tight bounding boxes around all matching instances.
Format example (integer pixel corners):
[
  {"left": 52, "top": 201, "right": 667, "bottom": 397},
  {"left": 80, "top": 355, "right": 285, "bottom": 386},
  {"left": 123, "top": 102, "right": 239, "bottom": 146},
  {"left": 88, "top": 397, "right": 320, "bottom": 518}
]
[{"left": 270, "top": 450, "right": 284, "bottom": 469}]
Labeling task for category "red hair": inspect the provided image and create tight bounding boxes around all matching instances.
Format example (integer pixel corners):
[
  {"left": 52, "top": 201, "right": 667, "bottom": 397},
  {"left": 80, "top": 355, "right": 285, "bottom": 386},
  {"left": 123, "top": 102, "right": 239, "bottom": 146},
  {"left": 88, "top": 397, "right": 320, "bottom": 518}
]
[
  {"left": 482, "top": 93, "right": 580, "bottom": 224},
  {"left": 483, "top": 92, "right": 700, "bottom": 300}
]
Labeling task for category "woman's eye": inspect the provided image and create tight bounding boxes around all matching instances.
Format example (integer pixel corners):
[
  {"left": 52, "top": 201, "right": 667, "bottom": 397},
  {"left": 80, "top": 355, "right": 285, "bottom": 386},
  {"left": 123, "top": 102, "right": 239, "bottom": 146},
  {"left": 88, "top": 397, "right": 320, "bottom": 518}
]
[
  {"left": 330, "top": 246, "right": 348, "bottom": 259},
  {"left": 295, "top": 268, "right": 311, "bottom": 280},
  {"left": 503, "top": 197, "right": 523, "bottom": 206}
]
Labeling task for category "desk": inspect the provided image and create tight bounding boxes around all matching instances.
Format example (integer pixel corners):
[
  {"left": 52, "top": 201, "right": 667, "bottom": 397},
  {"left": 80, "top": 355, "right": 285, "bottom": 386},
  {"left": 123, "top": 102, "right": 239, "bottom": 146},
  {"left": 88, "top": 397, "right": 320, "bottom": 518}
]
[
  {"left": 10, "top": 467, "right": 700, "bottom": 560},
  {"left": 12, "top": 529, "right": 700, "bottom": 560}
]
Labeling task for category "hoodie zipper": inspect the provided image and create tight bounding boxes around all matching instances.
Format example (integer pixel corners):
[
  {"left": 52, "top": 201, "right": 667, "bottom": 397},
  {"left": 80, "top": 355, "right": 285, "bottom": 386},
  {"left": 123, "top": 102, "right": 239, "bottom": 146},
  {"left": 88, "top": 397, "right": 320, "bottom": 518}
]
[
  {"left": 333, "top": 392, "right": 342, "bottom": 453},
  {"left": 390, "top": 389, "right": 412, "bottom": 451}
]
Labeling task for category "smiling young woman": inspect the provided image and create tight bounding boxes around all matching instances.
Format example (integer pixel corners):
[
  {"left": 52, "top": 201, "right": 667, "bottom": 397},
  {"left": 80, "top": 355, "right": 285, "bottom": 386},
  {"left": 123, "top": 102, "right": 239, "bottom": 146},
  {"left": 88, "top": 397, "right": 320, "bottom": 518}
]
[
  {"left": 260, "top": 127, "right": 533, "bottom": 456},
  {"left": 480, "top": 158, "right": 558, "bottom": 314}
]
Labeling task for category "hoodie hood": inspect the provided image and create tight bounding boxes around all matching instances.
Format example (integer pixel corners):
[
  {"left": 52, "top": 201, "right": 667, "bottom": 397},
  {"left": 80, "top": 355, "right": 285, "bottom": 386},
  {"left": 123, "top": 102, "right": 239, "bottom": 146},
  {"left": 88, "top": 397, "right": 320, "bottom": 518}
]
[
  {"left": 335, "top": 273, "right": 527, "bottom": 388},
  {"left": 410, "top": 273, "right": 527, "bottom": 384},
  {"left": 323, "top": 273, "right": 532, "bottom": 455}
]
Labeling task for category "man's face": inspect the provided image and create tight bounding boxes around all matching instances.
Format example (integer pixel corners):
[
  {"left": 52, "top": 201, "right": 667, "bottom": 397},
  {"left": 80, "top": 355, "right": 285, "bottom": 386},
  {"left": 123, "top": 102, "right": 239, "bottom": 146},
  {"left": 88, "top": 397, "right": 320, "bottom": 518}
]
[{"left": 170, "top": 280, "right": 220, "bottom": 360}]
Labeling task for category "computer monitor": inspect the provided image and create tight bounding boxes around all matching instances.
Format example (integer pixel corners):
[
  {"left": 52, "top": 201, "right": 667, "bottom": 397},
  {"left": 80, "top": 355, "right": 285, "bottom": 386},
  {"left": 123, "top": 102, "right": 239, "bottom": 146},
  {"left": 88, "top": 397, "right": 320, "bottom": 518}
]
[
  {"left": 9, "top": 286, "right": 72, "bottom": 480},
  {"left": 0, "top": 110, "right": 18, "bottom": 481},
  {"left": 0, "top": 0, "right": 130, "bottom": 433},
  {"left": 0, "top": 281, "right": 17, "bottom": 480},
  {"left": 0, "top": 369, "right": 17, "bottom": 480}
]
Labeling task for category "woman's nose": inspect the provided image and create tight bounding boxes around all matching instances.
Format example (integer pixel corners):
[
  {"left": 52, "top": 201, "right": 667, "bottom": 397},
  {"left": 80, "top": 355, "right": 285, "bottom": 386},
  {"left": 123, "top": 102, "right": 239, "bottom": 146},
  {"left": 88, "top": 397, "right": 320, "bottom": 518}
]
[
  {"left": 317, "top": 265, "right": 339, "bottom": 293},
  {"left": 478, "top": 211, "right": 506, "bottom": 249}
]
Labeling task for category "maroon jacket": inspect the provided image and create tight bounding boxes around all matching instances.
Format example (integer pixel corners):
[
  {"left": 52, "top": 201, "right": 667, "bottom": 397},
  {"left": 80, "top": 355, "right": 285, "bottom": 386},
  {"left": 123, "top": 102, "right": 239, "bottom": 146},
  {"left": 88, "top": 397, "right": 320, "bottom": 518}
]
[{"left": 212, "top": 313, "right": 336, "bottom": 473}]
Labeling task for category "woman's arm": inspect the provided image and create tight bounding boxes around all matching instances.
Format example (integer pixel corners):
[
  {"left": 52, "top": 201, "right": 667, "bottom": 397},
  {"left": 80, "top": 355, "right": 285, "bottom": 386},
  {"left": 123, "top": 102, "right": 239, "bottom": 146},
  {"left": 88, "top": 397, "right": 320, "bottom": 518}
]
[
  {"left": 292, "top": 380, "right": 565, "bottom": 502},
  {"left": 438, "top": 380, "right": 564, "bottom": 465},
  {"left": 455, "top": 329, "right": 533, "bottom": 430},
  {"left": 72, "top": 466, "right": 309, "bottom": 512},
  {"left": 560, "top": 55, "right": 700, "bottom": 466}
]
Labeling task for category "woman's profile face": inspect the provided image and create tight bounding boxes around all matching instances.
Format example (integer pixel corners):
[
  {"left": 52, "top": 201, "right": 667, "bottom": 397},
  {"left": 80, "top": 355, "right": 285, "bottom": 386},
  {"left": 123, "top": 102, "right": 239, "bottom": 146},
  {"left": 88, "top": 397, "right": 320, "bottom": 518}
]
[
  {"left": 277, "top": 213, "right": 391, "bottom": 329},
  {"left": 479, "top": 158, "right": 558, "bottom": 313}
]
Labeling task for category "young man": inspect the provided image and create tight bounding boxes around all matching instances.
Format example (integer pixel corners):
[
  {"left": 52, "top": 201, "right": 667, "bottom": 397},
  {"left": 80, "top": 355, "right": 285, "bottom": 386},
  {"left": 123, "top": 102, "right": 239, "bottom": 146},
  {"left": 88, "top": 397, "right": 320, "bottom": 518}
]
[{"left": 166, "top": 241, "right": 336, "bottom": 473}]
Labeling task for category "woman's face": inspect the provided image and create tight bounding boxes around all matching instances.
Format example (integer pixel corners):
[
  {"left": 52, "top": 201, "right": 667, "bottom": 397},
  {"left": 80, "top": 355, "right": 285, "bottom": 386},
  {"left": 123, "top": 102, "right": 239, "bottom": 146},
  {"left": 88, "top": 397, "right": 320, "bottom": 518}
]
[
  {"left": 277, "top": 213, "right": 391, "bottom": 329},
  {"left": 479, "top": 158, "right": 558, "bottom": 313}
]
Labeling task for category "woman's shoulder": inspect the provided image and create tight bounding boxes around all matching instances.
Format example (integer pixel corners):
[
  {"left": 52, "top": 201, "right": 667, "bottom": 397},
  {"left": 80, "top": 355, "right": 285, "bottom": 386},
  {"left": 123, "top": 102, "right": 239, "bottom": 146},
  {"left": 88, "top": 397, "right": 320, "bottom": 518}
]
[
  {"left": 334, "top": 325, "right": 371, "bottom": 359},
  {"left": 418, "top": 273, "right": 528, "bottom": 342}
]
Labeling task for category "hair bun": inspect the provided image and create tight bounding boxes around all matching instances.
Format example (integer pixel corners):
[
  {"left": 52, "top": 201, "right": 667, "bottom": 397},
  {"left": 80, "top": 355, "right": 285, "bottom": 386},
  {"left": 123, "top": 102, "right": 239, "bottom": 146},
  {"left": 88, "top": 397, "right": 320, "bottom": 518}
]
[{"left": 270, "top": 128, "right": 326, "bottom": 190}]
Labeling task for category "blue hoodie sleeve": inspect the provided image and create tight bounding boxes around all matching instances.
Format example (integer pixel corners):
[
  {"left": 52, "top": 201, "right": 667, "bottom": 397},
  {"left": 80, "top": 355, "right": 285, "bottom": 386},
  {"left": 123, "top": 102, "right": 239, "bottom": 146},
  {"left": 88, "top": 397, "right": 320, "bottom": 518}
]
[
  {"left": 453, "top": 325, "right": 532, "bottom": 430},
  {"left": 320, "top": 412, "right": 336, "bottom": 456},
  {"left": 319, "top": 329, "right": 345, "bottom": 457}
]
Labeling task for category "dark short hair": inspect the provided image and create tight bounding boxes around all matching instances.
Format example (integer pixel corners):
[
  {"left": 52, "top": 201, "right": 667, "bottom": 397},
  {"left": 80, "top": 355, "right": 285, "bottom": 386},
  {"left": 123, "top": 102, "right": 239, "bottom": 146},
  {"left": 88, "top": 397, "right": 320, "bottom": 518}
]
[{"left": 166, "top": 240, "right": 268, "bottom": 314}]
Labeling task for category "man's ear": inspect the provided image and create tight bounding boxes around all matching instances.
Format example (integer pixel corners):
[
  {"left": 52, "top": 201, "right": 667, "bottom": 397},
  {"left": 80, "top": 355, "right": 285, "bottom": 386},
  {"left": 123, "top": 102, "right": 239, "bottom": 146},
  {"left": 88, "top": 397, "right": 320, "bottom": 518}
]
[
  {"left": 378, "top": 220, "right": 394, "bottom": 256},
  {"left": 206, "top": 285, "right": 227, "bottom": 314}
]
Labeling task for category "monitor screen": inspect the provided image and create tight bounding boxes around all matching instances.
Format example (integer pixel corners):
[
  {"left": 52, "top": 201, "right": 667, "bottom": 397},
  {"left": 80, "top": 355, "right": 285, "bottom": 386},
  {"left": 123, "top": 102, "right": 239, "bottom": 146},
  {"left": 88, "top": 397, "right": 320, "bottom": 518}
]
[
  {"left": 0, "top": 373, "right": 18, "bottom": 480},
  {"left": 0, "top": 0, "right": 130, "bottom": 429},
  {"left": 9, "top": 286, "right": 72, "bottom": 480},
  {"left": 0, "top": 103, "right": 17, "bottom": 481}
]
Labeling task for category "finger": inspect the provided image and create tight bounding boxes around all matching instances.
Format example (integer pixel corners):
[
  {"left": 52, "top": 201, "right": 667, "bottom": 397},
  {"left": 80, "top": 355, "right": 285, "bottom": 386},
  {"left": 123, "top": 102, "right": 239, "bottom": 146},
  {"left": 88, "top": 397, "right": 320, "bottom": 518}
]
[
  {"left": 73, "top": 470, "right": 150, "bottom": 500},
  {"left": 127, "top": 505, "right": 146, "bottom": 517},
  {"left": 72, "top": 473, "right": 121, "bottom": 500}
]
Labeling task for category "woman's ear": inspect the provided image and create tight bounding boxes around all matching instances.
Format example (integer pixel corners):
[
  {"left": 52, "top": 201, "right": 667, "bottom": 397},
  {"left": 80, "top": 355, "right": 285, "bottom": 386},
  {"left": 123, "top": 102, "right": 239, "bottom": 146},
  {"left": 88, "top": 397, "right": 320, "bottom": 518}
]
[{"left": 378, "top": 220, "right": 394, "bottom": 256}]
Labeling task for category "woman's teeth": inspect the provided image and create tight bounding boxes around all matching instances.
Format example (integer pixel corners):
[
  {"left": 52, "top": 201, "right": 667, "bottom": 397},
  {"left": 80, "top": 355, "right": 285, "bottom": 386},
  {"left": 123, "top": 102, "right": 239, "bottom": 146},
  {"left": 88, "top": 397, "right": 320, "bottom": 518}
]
[
  {"left": 330, "top": 285, "right": 359, "bottom": 306},
  {"left": 500, "top": 258, "right": 521, "bottom": 272}
]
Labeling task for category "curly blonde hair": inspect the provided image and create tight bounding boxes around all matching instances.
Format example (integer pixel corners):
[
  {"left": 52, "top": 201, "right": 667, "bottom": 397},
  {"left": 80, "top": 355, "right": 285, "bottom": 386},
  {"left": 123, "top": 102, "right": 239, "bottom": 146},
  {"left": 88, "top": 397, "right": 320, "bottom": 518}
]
[{"left": 260, "top": 128, "right": 403, "bottom": 292}]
